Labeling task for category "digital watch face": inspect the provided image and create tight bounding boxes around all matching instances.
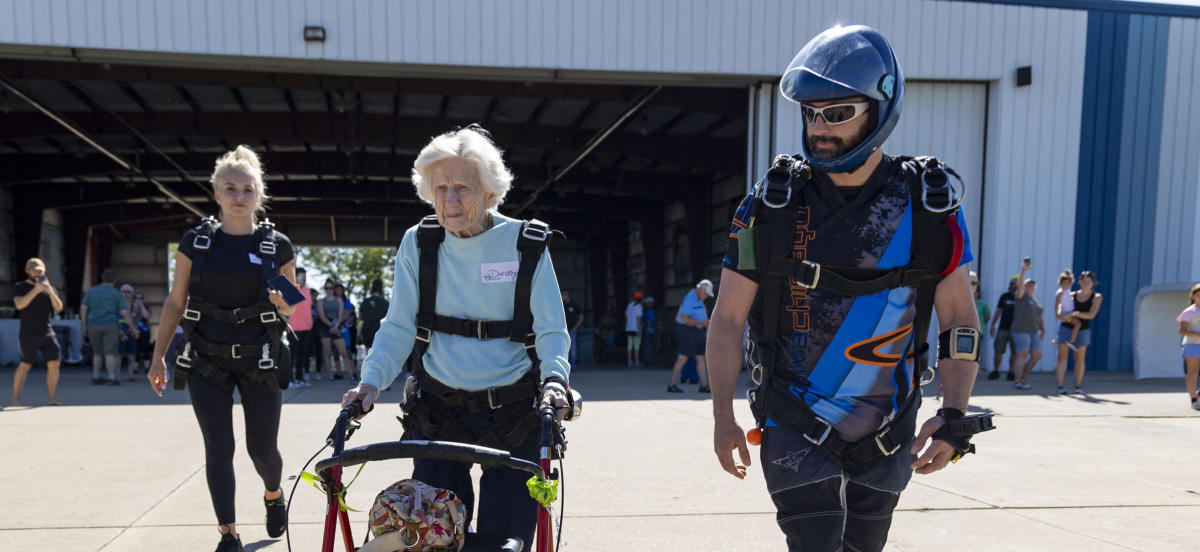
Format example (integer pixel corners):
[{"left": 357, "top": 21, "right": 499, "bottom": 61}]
[{"left": 957, "top": 334, "right": 976, "bottom": 353}]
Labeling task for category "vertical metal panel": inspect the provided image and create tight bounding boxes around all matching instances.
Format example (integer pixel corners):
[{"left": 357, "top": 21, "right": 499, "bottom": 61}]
[{"left": 1156, "top": 18, "right": 1200, "bottom": 284}]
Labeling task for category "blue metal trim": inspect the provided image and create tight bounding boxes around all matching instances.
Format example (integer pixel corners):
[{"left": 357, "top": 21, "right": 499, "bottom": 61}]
[
  {"left": 1073, "top": 10, "right": 1170, "bottom": 371},
  {"left": 957, "top": 0, "right": 1200, "bottom": 18}
]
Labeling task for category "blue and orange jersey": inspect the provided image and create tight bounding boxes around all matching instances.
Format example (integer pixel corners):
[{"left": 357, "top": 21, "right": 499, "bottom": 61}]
[{"left": 724, "top": 154, "right": 973, "bottom": 441}]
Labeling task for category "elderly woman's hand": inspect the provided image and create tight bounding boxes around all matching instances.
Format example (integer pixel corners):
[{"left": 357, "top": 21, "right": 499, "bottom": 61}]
[
  {"left": 539, "top": 382, "right": 571, "bottom": 422},
  {"left": 341, "top": 383, "right": 380, "bottom": 418}
]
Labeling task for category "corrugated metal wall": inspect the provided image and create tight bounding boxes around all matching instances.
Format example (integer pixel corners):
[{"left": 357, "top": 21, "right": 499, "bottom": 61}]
[
  {"left": 1155, "top": 17, "right": 1200, "bottom": 285},
  {"left": 0, "top": 0, "right": 1082, "bottom": 81}
]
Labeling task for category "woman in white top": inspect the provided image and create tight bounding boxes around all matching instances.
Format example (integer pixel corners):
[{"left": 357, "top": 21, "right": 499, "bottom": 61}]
[
  {"left": 1177, "top": 282, "right": 1200, "bottom": 410},
  {"left": 625, "top": 293, "right": 644, "bottom": 367}
]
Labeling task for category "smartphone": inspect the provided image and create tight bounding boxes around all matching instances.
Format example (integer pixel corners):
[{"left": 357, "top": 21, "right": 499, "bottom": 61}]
[
  {"left": 1023, "top": 257, "right": 1031, "bottom": 265},
  {"left": 267, "top": 274, "right": 306, "bottom": 306},
  {"left": 37, "top": 275, "right": 47, "bottom": 283}
]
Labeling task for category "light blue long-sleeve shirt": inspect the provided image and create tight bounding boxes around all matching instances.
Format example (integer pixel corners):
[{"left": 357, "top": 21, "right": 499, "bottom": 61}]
[{"left": 359, "top": 211, "right": 570, "bottom": 392}]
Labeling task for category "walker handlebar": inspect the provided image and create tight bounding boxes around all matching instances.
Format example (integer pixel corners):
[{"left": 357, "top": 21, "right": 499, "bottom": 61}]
[{"left": 315, "top": 440, "right": 545, "bottom": 479}]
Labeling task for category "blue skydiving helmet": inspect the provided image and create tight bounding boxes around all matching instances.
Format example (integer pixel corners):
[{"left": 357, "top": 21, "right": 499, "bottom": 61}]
[{"left": 780, "top": 25, "right": 904, "bottom": 173}]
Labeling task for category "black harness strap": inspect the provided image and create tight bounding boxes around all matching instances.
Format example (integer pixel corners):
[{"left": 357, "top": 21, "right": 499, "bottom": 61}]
[
  {"left": 746, "top": 154, "right": 961, "bottom": 470},
  {"left": 404, "top": 216, "right": 555, "bottom": 451},
  {"left": 174, "top": 218, "right": 288, "bottom": 393},
  {"left": 414, "top": 215, "right": 445, "bottom": 359}
]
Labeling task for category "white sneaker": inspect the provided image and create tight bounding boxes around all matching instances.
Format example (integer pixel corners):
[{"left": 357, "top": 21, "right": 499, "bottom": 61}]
[
  {"left": 1057, "top": 386, "right": 1067, "bottom": 395},
  {"left": 1072, "top": 386, "right": 1083, "bottom": 395},
  {"left": 1191, "top": 398, "right": 1200, "bottom": 411}
]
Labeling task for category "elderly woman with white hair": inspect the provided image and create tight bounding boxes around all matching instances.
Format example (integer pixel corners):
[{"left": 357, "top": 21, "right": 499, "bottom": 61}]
[{"left": 341, "top": 125, "right": 571, "bottom": 548}]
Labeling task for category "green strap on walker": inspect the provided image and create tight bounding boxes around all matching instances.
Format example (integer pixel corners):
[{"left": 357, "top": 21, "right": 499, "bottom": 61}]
[
  {"left": 300, "top": 463, "right": 366, "bottom": 512},
  {"left": 526, "top": 475, "right": 559, "bottom": 506}
]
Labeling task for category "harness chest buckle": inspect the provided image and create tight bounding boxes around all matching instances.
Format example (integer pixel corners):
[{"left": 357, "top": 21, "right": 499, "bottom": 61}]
[
  {"left": 803, "top": 417, "right": 833, "bottom": 446},
  {"left": 231, "top": 344, "right": 243, "bottom": 359},
  {"left": 476, "top": 320, "right": 488, "bottom": 340},
  {"left": 182, "top": 308, "right": 202, "bottom": 322},
  {"left": 193, "top": 234, "right": 212, "bottom": 250},
  {"left": 259, "top": 241, "right": 276, "bottom": 255},
  {"left": 487, "top": 388, "right": 502, "bottom": 410},
  {"left": 259, "top": 311, "right": 278, "bottom": 324},
  {"left": 415, "top": 326, "right": 432, "bottom": 344}
]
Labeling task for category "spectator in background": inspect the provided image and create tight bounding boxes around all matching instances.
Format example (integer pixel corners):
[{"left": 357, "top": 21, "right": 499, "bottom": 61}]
[
  {"left": 970, "top": 272, "right": 991, "bottom": 375},
  {"left": 359, "top": 278, "right": 389, "bottom": 353},
  {"left": 625, "top": 292, "right": 644, "bottom": 367},
  {"left": 317, "top": 279, "right": 351, "bottom": 380},
  {"left": 562, "top": 290, "right": 582, "bottom": 365},
  {"left": 1177, "top": 283, "right": 1200, "bottom": 410},
  {"left": 987, "top": 275, "right": 1020, "bottom": 380},
  {"left": 641, "top": 296, "right": 657, "bottom": 366},
  {"left": 668, "top": 279, "right": 713, "bottom": 393},
  {"left": 81, "top": 269, "right": 135, "bottom": 385},
  {"left": 132, "top": 292, "right": 152, "bottom": 374},
  {"left": 335, "top": 283, "right": 358, "bottom": 377},
  {"left": 289, "top": 267, "right": 314, "bottom": 388},
  {"left": 1010, "top": 261, "right": 1043, "bottom": 391},
  {"left": 1053, "top": 269, "right": 1081, "bottom": 351},
  {"left": 1055, "top": 270, "right": 1103, "bottom": 395},
  {"left": 308, "top": 284, "right": 323, "bottom": 376},
  {"left": 11, "top": 257, "right": 65, "bottom": 406},
  {"left": 118, "top": 284, "right": 146, "bottom": 382}
]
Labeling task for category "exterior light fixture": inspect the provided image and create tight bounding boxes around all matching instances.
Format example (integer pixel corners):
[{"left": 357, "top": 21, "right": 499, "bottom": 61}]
[{"left": 304, "top": 26, "right": 326, "bottom": 42}]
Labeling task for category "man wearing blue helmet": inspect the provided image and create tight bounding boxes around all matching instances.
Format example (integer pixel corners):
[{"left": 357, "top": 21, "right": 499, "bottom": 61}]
[{"left": 708, "top": 25, "right": 990, "bottom": 551}]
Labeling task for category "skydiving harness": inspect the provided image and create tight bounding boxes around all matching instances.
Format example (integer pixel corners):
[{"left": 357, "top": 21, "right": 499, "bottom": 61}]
[
  {"left": 174, "top": 216, "right": 293, "bottom": 393},
  {"left": 398, "top": 215, "right": 567, "bottom": 454},
  {"left": 744, "top": 154, "right": 987, "bottom": 470}
]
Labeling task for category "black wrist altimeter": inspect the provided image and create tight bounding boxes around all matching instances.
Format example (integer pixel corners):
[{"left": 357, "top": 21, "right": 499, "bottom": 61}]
[{"left": 937, "top": 327, "right": 980, "bottom": 362}]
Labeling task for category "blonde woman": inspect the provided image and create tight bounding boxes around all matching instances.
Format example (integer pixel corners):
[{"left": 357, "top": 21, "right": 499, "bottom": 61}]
[{"left": 148, "top": 146, "right": 296, "bottom": 552}]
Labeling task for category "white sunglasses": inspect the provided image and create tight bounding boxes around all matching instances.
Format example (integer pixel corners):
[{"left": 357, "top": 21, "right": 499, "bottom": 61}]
[{"left": 800, "top": 101, "right": 871, "bottom": 126}]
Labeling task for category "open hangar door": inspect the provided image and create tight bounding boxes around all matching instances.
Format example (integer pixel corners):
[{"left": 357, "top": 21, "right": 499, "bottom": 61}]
[{"left": 0, "top": 58, "right": 747, "bottom": 339}]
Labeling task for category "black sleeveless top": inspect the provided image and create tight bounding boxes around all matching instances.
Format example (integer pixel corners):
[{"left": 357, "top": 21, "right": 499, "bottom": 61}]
[{"left": 1064, "top": 291, "right": 1096, "bottom": 330}]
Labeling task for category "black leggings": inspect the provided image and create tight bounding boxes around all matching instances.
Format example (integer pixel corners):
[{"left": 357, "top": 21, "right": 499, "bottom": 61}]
[{"left": 188, "top": 359, "right": 284, "bottom": 526}]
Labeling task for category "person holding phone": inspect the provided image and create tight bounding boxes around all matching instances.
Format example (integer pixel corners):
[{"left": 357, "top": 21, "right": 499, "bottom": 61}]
[
  {"left": 11, "top": 257, "right": 65, "bottom": 406},
  {"left": 147, "top": 146, "right": 296, "bottom": 552}
]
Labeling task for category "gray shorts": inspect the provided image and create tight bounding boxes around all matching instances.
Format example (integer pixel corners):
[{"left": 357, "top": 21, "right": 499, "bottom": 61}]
[
  {"left": 1012, "top": 332, "right": 1041, "bottom": 353},
  {"left": 993, "top": 329, "right": 1014, "bottom": 354},
  {"left": 87, "top": 325, "right": 121, "bottom": 356},
  {"left": 1056, "top": 326, "right": 1092, "bottom": 348}
]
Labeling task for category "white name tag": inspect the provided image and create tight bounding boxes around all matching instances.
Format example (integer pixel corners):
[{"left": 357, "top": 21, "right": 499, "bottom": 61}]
[
  {"left": 481, "top": 261, "right": 519, "bottom": 283},
  {"left": 248, "top": 252, "right": 263, "bottom": 265}
]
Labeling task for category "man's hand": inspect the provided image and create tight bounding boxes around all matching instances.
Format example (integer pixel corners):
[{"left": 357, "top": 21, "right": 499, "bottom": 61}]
[
  {"left": 910, "top": 416, "right": 958, "bottom": 474},
  {"left": 714, "top": 415, "right": 752, "bottom": 479}
]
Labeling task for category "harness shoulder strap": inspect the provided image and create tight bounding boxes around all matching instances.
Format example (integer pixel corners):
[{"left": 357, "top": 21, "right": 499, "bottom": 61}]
[
  {"left": 511, "top": 220, "right": 552, "bottom": 361},
  {"left": 255, "top": 219, "right": 280, "bottom": 304},
  {"left": 187, "top": 216, "right": 220, "bottom": 289},
  {"left": 413, "top": 215, "right": 446, "bottom": 368}
]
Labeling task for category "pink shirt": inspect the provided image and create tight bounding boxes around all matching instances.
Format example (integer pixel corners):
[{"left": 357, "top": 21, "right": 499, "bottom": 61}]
[{"left": 290, "top": 287, "right": 314, "bottom": 331}]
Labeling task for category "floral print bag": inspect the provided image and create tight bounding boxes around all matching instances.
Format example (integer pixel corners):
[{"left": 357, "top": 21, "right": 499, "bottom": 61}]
[{"left": 360, "top": 479, "right": 467, "bottom": 552}]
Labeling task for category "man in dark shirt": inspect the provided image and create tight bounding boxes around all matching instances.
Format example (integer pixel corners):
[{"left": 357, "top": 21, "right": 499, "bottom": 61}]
[
  {"left": 12, "top": 258, "right": 65, "bottom": 406},
  {"left": 359, "top": 278, "right": 390, "bottom": 351},
  {"left": 562, "top": 291, "right": 582, "bottom": 365},
  {"left": 987, "top": 276, "right": 1020, "bottom": 380}
]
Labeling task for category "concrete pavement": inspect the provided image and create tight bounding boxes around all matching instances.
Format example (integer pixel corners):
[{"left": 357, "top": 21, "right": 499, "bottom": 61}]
[{"left": 1, "top": 365, "right": 1197, "bottom": 551}]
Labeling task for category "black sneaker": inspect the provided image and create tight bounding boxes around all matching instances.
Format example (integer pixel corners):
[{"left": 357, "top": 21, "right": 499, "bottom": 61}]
[
  {"left": 1005, "top": 372, "right": 1015, "bottom": 381},
  {"left": 91, "top": 377, "right": 104, "bottom": 385},
  {"left": 666, "top": 385, "right": 683, "bottom": 393},
  {"left": 986, "top": 371, "right": 1000, "bottom": 380},
  {"left": 215, "top": 532, "right": 243, "bottom": 552},
  {"left": 265, "top": 495, "right": 288, "bottom": 538}
]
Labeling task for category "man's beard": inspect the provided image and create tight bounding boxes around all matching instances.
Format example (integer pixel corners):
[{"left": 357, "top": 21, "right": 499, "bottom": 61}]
[{"left": 805, "top": 123, "right": 872, "bottom": 160}]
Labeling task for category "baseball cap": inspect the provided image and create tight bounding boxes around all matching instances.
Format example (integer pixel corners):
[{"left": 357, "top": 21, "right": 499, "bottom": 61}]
[
  {"left": 120, "top": 284, "right": 134, "bottom": 293},
  {"left": 697, "top": 279, "right": 714, "bottom": 296}
]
